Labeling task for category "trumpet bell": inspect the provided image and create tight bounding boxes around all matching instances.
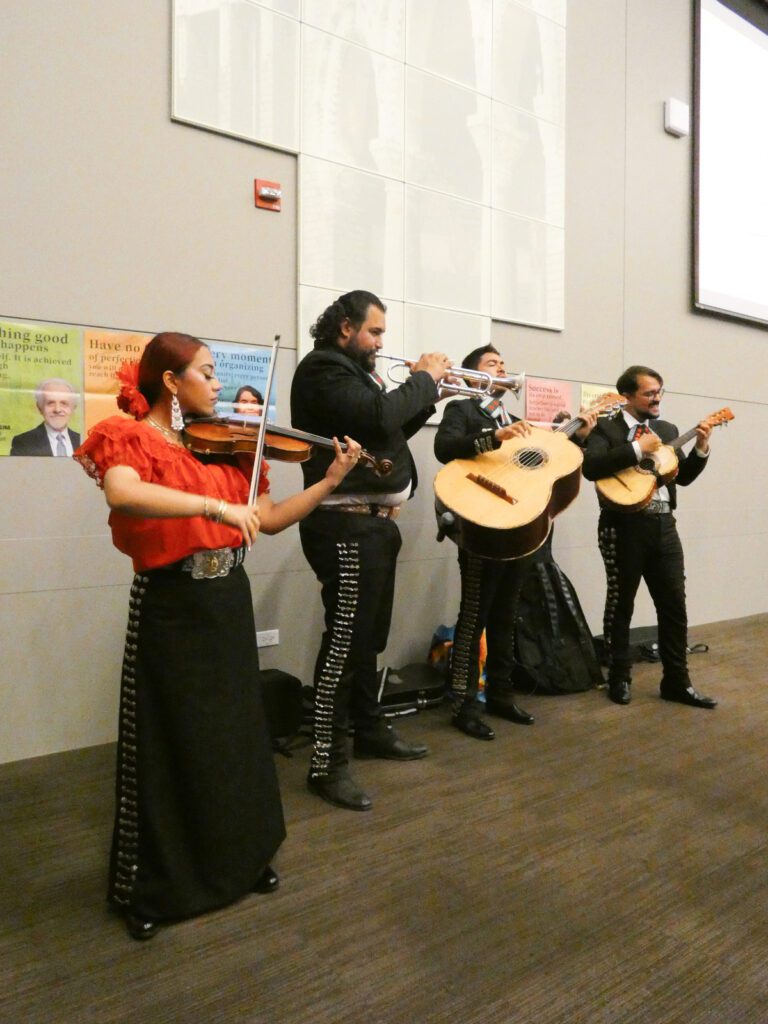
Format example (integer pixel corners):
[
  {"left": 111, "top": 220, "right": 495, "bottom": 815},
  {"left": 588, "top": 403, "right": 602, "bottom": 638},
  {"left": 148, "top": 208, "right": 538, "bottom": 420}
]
[
  {"left": 494, "top": 371, "right": 525, "bottom": 396},
  {"left": 376, "top": 353, "right": 525, "bottom": 399}
]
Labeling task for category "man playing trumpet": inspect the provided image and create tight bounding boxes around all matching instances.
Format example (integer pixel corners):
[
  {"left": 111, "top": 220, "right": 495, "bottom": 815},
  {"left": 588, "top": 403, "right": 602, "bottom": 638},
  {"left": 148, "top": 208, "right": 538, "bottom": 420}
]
[
  {"left": 435, "top": 345, "right": 597, "bottom": 740},
  {"left": 291, "top": 289, "right": 455, "bottom": 810}
]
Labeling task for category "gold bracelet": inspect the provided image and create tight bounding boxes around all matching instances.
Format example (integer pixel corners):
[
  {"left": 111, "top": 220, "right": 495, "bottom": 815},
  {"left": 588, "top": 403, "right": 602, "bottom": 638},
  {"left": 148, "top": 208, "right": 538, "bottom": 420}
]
[
  {"left": 203, "top": 496, "right": 210, "bottom": 519},
  {"left": 215, "top": 499, "right": 228, "bottom": 524}
]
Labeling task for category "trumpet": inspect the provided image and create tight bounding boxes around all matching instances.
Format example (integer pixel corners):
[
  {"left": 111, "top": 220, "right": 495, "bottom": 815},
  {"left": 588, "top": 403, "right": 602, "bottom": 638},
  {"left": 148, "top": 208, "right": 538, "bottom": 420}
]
[{"left": 377, "top": 354, "right": 525, "bottom": 398}]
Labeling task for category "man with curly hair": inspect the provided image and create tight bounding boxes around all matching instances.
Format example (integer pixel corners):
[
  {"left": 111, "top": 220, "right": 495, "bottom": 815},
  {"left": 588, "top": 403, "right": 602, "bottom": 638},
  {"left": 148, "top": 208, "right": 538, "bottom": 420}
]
[{"left": 291, "top": 290, "right": 453, "bottom": 811}]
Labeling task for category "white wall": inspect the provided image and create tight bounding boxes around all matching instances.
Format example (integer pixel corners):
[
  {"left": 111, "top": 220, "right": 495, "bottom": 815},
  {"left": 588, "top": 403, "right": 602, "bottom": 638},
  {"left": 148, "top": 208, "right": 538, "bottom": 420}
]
[
  {"left": 172, "top": 0, "right": 568, "bottom": 339},
  {"left": 1, "top": 0, "right": 766, "bottom": 764}
]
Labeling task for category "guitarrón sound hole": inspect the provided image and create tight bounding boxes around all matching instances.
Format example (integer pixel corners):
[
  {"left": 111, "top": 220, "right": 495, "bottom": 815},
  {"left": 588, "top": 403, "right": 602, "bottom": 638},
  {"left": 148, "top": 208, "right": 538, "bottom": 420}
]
[{"left": 512, "top": 447, "right": 547, "bottom": 470}]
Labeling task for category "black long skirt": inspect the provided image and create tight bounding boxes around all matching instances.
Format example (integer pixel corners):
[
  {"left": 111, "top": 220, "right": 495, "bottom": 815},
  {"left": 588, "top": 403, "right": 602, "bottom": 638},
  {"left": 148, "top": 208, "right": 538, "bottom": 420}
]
[{"left": 109, "top": 563, "right": 286, "bottom": 923}]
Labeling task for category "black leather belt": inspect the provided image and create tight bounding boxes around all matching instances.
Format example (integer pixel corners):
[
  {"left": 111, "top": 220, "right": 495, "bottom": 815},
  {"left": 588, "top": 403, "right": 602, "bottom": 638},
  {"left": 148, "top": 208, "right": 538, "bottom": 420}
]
[
  {"left": 318, "top": 504, "right": 400, "bottom": 520},
  {"left": 642, "top": 500, "right": 672, "bottom": 515}
]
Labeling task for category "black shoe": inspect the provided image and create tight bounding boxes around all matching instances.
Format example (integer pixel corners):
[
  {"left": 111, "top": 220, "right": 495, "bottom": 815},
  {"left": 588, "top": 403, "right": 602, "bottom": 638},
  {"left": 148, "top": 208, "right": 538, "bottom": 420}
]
[
  {"left": 660, "top": 684, "right": 717, "bottom": 709},
  {"left": 307, "top": 770, "right": 373, "bottom": 811},
  {"left": 253, "top": 865, "right": 279, "bottom": 894},
  {"left": 353, "top": 721, "right": 429, "bottom": 760},
  {"left": 485, "top": 693, "right": 535, "bottom": 725},
  {"left": 608, "top": 680, "right": 632, "bottom": 705},
  {"left": 452, "top": 709, "right": 495, "bottom": 741},
  {"left": 124, "top": 911, "right": 159, "bottom": 942}
]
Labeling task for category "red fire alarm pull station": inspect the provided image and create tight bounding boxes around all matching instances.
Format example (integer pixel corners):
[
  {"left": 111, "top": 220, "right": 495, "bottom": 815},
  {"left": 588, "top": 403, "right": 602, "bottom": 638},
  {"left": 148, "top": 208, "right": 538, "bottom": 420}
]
[{"left": 255, "top": 179, "right": 282, "bottom": 211}]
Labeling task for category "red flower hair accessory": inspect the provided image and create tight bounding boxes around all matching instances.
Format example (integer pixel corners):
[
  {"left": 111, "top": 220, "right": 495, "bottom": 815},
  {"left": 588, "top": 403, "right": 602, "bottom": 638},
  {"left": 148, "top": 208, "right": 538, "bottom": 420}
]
[{"left": 116, "top": 359, "right": 150, "bottom": 419}]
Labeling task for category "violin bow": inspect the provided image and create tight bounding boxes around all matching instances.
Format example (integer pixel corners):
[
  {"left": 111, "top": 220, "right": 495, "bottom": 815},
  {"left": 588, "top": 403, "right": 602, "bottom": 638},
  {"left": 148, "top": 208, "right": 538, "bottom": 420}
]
[{"left": 247, "top": 334, "right": 280, "bottom": 507}]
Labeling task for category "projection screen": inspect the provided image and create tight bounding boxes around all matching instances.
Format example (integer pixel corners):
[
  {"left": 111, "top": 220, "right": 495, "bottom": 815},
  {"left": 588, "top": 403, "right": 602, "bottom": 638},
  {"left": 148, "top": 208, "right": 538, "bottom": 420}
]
[{"left": 694, "top": 0, "right": 768, "bottom": 326}]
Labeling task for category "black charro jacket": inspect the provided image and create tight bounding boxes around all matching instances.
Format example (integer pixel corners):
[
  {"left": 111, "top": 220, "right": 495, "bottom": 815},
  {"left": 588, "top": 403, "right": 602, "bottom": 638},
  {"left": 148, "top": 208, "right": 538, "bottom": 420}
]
[
  {"left": 290, "top": 346, "right": 437, "bottom": 496},
  {"left": 581, "top": 412, "right": 708, "bottom": 512},
  {"left": 433, "top": 397, "right": 519, "bottom": 464},
  {"left": 433, "top": 397, "right": 587, "bottom": 464}
]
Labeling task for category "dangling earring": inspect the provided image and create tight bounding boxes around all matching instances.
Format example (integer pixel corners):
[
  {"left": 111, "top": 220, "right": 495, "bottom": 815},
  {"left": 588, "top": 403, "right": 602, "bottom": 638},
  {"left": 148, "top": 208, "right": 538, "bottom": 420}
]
[{"left": 171, "top": 394, "right": 184, "bottom": 432}]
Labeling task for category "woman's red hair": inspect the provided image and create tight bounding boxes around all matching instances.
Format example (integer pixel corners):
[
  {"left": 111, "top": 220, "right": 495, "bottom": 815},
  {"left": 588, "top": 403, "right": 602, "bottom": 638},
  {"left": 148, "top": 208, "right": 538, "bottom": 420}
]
[{"left": 138, "top": 332, "right": 204, "bottom": 408}]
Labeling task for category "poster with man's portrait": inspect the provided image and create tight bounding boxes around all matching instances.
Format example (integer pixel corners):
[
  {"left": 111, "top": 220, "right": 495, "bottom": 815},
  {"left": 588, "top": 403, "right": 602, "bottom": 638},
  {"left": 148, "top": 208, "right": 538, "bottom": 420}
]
[{"left": 0, "top": 320, "right": 84, "bottom": 457}]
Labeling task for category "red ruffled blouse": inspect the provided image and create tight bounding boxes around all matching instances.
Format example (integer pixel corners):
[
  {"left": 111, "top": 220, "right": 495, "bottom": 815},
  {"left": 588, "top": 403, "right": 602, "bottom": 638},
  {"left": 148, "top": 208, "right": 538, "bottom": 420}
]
[{"left": 76, "top": 416, "right": 269, "bottom": 571}]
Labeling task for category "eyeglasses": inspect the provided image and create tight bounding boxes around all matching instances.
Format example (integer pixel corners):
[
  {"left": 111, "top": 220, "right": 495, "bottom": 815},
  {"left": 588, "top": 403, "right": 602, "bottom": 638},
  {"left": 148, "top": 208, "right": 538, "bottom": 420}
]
[{"left": 638, "top": 388, "right": 664, "bottom": 400}]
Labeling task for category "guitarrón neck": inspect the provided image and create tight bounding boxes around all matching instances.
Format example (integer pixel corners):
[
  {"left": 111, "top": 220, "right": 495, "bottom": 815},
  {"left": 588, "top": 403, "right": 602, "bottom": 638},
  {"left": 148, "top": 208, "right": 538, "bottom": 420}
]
[{"left": 555, "top": 419, "right": 582, "bottom": 439}]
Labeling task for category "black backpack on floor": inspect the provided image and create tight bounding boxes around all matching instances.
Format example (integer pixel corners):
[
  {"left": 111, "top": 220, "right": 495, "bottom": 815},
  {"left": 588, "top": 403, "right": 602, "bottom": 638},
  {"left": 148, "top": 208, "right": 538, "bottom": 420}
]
[
  {"left": 260, "top": 668, "right": 305, "bottom": 754},
  {"left": 513, "top": 537, "right": 603, "bottom": 695}
]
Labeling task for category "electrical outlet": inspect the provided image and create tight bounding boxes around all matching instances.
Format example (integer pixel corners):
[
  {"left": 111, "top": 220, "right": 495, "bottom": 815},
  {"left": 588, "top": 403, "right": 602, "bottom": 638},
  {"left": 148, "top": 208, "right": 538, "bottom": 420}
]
[{"left": 256, "top": 629, "right": 279, "bottom": 648}]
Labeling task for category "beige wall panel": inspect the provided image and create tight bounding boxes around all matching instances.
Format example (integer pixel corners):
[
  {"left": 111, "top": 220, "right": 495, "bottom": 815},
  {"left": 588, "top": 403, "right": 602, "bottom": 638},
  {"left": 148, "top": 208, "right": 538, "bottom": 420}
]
[
  {"left": 0, "top": 535, "right": 127, "bottom": 599},
  {"left": 1, "top": 3, "right": 297, "bottom": 351},
  {"left": 491, "top": 0, "right": 627, "bottom": 383},
  {"left": 0, "top": 587, "right": 126, "bottom": 764},
  {"left": 249, "top": 566, "right": 326, "bottom": 678},
  {"left": 0, "top": 460, "right": 104, "bottom": 563}
]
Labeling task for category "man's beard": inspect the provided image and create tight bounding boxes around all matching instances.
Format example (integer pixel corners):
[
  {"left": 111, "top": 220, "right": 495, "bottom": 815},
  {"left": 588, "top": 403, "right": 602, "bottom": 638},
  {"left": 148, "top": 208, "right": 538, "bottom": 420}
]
[{"left": 345, "top": 334, "right": 377, "bottom": 373}]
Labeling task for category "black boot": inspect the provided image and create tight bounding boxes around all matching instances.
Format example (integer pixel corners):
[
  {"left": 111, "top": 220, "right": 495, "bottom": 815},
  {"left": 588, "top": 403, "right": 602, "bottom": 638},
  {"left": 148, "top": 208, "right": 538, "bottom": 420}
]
[
  {"left": 308, "top": 727, "right": 372, "bottom": 811},
  {"left": 484, "top": 683, "right": 535, "bottom": 725},
  {"left": 253, "top": 865, "right": 280, "bottom": 894},
  {"left": 452, "top": 701, "right": 495, "bottom": 740},
  {"left": 353, "top": 719, "right": 429, "bottom": 760},
  {"left": 659, "top": 678, "right": 717, "bottom": 709},
  {"left": 608, "top": 678, "right": 632, "bottom": 705},
  {"left": 307, "top": 768, "right": 372, "bottom": 811},
  {"left": 123, "top": 910, "right": 160, "bottom": 941}
]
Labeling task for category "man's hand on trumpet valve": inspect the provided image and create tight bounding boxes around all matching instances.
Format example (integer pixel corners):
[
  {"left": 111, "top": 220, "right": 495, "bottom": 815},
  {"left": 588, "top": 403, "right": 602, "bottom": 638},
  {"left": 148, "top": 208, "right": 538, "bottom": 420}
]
[{"left": 410, "top": 351, "right": 456, "bottom": 387}]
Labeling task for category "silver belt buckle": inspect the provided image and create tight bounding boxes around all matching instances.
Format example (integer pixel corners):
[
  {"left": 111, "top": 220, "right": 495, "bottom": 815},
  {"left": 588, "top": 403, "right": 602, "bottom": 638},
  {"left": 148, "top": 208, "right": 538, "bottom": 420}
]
[
  {"left": 644, "top": 499, "right": 669, "bottom": 515},
  {"left": 187, "top": 547, "right": 235, "bottom": 579}
]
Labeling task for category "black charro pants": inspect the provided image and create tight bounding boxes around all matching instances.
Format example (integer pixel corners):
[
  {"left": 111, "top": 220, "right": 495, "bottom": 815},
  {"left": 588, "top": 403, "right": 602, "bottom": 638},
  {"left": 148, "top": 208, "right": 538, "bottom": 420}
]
[
  {"left": 598, "top": 512, "right": 689, "bottom": 689},
  {"left": 299, "top": 510, "right": 401, "bottom": 778},
  {"left": 449, "top": 549, "right": 530, "bottom": 709}
]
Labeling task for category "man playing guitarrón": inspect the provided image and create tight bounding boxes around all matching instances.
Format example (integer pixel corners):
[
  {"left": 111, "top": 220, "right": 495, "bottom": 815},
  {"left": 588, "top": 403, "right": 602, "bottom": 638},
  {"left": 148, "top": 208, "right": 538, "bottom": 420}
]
[
  {"left": 581, "top": 365, "right": 717, "bottom": 709},
  {"left": 434, "top": 344, "right": 596, "bottom": 740}
]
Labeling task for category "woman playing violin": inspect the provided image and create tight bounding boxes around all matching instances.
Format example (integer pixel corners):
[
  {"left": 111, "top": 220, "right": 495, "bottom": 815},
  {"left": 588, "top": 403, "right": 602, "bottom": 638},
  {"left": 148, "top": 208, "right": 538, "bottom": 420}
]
[{"left": 75, "top": 332, "right": 361, "bottom": 942}]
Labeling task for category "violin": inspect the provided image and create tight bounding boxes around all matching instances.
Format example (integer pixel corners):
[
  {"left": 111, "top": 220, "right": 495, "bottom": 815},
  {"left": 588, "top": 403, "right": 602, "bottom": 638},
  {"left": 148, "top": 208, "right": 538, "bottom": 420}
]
[{"left": 182, "top": 416, "right": 393, "bottom": 477}]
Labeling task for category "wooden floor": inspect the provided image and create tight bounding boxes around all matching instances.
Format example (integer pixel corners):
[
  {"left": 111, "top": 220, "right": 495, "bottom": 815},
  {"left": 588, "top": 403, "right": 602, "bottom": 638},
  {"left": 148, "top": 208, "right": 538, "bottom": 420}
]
[{"left": 2, "top": 615, "right": 768, "bottom": 1024}]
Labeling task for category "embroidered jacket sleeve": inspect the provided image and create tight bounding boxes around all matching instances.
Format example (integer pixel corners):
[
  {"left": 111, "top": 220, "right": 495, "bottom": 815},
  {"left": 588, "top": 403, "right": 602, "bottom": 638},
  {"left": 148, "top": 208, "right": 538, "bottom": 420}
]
[{"left": 434, "top": 399, "right": 503, "bottom": 463}]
